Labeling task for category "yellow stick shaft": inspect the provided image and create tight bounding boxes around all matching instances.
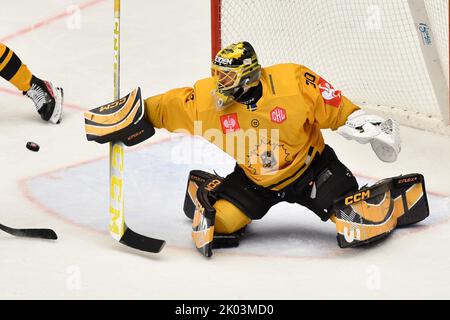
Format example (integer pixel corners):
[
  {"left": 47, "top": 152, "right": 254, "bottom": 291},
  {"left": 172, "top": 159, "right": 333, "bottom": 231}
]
[
  {"left": 109, "top": 0, "right": 125, "bottom": 240},
  {"left": 114, "top": 0, "right": 120, "bottom": 99}
]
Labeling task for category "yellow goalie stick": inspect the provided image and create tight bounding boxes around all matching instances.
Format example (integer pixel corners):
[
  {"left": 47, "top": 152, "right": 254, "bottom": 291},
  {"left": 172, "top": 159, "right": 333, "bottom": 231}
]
[{"left": 108, "top": 0, "right": 165, "bottom": 252}]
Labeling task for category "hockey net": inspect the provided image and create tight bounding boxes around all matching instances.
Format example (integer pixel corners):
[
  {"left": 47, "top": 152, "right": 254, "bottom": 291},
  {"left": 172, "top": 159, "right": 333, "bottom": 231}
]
[{"left": 211, "top": 0, "right": 449, "bottom": 134}]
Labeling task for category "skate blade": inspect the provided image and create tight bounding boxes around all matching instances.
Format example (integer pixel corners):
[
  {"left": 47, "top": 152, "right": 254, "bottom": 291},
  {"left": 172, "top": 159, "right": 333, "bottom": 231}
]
[{"left": 50, "top": 87, "right": 64, "bottom": 124}]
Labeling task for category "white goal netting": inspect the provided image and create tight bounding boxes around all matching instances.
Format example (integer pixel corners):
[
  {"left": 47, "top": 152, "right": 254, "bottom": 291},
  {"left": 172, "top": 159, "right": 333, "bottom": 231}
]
[{"left": 214, "top": 0, "right": 449, "bottom": 133}]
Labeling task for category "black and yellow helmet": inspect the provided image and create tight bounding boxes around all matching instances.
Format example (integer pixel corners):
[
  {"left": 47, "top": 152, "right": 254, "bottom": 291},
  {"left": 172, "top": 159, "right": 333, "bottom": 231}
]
[{"left": 211, "top": 41, "right": 261, "bottom": 108}]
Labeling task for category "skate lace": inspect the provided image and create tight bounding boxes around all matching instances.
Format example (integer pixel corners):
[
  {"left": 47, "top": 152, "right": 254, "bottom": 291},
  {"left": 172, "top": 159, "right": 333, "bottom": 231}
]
[{"left": 25, "top": 83, "right": 50, "bottom": 110}]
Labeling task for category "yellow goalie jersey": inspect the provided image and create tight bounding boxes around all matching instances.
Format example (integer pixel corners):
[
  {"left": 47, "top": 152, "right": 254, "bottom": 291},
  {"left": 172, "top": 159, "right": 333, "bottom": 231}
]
[{"left": 145, "top": 63, "right": 359, "bottom": 191}]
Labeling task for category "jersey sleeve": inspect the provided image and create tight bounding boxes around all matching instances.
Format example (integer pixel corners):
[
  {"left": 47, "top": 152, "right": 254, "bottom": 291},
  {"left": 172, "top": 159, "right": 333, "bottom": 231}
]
[
  {"left": 299, "top": 66, "right": 360, "bottom": 130},
  {"left": 144, "top": 87, "right": 197, "bottom": 134}
]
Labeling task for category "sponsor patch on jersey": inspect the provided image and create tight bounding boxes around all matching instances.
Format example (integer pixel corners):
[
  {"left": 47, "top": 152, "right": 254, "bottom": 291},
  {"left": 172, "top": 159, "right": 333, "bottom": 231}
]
[
  {"left": 220, "top": 113, "right": 240, "bottom": 133},
  {"left": 318, "top": 77, "right": 342, "bottom": 108},
  {"left": 270, "top": 107, "right": 287, "bottom": 124}
]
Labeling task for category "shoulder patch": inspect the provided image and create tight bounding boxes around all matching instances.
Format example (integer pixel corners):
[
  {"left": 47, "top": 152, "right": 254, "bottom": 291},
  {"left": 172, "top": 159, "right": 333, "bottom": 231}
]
[{"left": 318, "top": 77, "right": 342, "bottom": 108}]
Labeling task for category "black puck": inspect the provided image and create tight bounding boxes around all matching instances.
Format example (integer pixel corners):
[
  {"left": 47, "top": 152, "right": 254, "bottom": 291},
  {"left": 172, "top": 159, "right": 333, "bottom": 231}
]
[{"left": 26, "top": 141, "right": 40, "bottom": 152}]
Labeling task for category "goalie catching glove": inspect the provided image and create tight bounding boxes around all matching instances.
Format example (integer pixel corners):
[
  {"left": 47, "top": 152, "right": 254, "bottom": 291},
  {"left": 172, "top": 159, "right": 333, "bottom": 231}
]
[
  {"left": 337, "top": 110, "right": 401, "bottom": 162},
  {"left": 84, "top": 87, "right": 155, "bottom": 146}
]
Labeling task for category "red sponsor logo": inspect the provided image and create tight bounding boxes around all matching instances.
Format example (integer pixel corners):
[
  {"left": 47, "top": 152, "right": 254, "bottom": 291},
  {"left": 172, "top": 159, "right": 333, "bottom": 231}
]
[
  {"left": 270, "top": 107, "right": 287, "bottom": 124},
  {"left": 318, "top": 77, "right": 342, "bottom": 108},
  {"left": 220, "top": 113, "right": 240, "bottom": 133}
]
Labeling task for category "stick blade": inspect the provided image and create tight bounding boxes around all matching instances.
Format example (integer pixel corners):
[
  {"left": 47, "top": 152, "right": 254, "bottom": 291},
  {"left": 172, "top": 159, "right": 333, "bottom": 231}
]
[
  {"left": 119, "top": 226, "right": 165, "bottom": 253},
  {"left": 25, "top": 229, "right": 58, "bottom": 240},
  {"left": 0, "top": 224, "right": 57, "bottom": 240}
]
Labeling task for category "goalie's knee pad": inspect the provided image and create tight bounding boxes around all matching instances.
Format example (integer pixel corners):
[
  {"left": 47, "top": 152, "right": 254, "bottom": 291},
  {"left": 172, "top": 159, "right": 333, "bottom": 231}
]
[
  {"left": 332, "top": 173, "right": 429, "bottom": 248},
  {"left": 214, "top": 199, "right": 251, "bottom": 234},
  {"left": 84, "top": 87, "right": 155, "bottom": 146}
]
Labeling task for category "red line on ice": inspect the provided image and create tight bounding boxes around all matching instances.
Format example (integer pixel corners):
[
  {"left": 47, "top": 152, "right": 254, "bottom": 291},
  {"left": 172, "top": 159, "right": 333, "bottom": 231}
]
[{"left": 0, "top": 0, "right": 106, "bottom": 43}]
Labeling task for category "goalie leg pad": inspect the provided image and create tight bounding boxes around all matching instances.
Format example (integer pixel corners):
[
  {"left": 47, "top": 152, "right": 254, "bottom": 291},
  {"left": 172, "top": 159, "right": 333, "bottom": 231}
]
[
  {"left": 393, "top": 174, "right": 429, "bottom": 227},
  {"left": 333, "top": 173, "right": 429, "bottom": 248},
  {"left": 183, "top": 170, "right": 253, "bottom": 256},
  {"left": 190, "top": 177, "right": 220, "bottom": 258},
  {"left": 84, "top": 87, "right": 155, "bottom": 146},
  {"left": 184, "top": 170, "right": 226, "bottom": 257}
]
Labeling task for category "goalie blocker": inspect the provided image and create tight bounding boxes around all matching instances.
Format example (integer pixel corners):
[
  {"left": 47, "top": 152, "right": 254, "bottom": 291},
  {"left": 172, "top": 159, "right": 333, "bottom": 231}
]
[{"left": 84, "top": 87, "right": 155, "bottom": 146}]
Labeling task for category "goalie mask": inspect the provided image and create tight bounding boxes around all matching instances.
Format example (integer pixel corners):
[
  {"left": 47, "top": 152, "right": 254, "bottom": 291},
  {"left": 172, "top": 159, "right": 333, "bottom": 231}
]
[{"left": 211, "top": 41, "right": 261, "bottom": 109}]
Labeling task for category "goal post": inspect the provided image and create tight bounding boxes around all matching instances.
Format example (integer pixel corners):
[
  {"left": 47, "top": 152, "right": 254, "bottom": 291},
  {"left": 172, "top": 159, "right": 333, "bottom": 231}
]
[{"left": 211, "top": 0, "right": 449, "bottom": 134}]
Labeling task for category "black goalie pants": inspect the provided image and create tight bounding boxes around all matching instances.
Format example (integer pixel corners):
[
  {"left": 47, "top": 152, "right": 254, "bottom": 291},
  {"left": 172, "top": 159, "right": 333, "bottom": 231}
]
[{"left": 213, "top": 145, "right": 359, "bottom": 234}]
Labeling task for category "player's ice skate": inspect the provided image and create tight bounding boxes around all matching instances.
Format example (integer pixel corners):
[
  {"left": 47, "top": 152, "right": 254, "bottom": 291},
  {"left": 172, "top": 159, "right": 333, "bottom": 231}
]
[{"left": 24, "top": 75, "right": 63, "bottom": 124}]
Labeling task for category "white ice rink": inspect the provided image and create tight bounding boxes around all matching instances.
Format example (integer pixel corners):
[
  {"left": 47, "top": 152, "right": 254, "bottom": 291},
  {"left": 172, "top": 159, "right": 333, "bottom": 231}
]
[{"left": 1, "top": 0, "right": 449, "bottom": 299}]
